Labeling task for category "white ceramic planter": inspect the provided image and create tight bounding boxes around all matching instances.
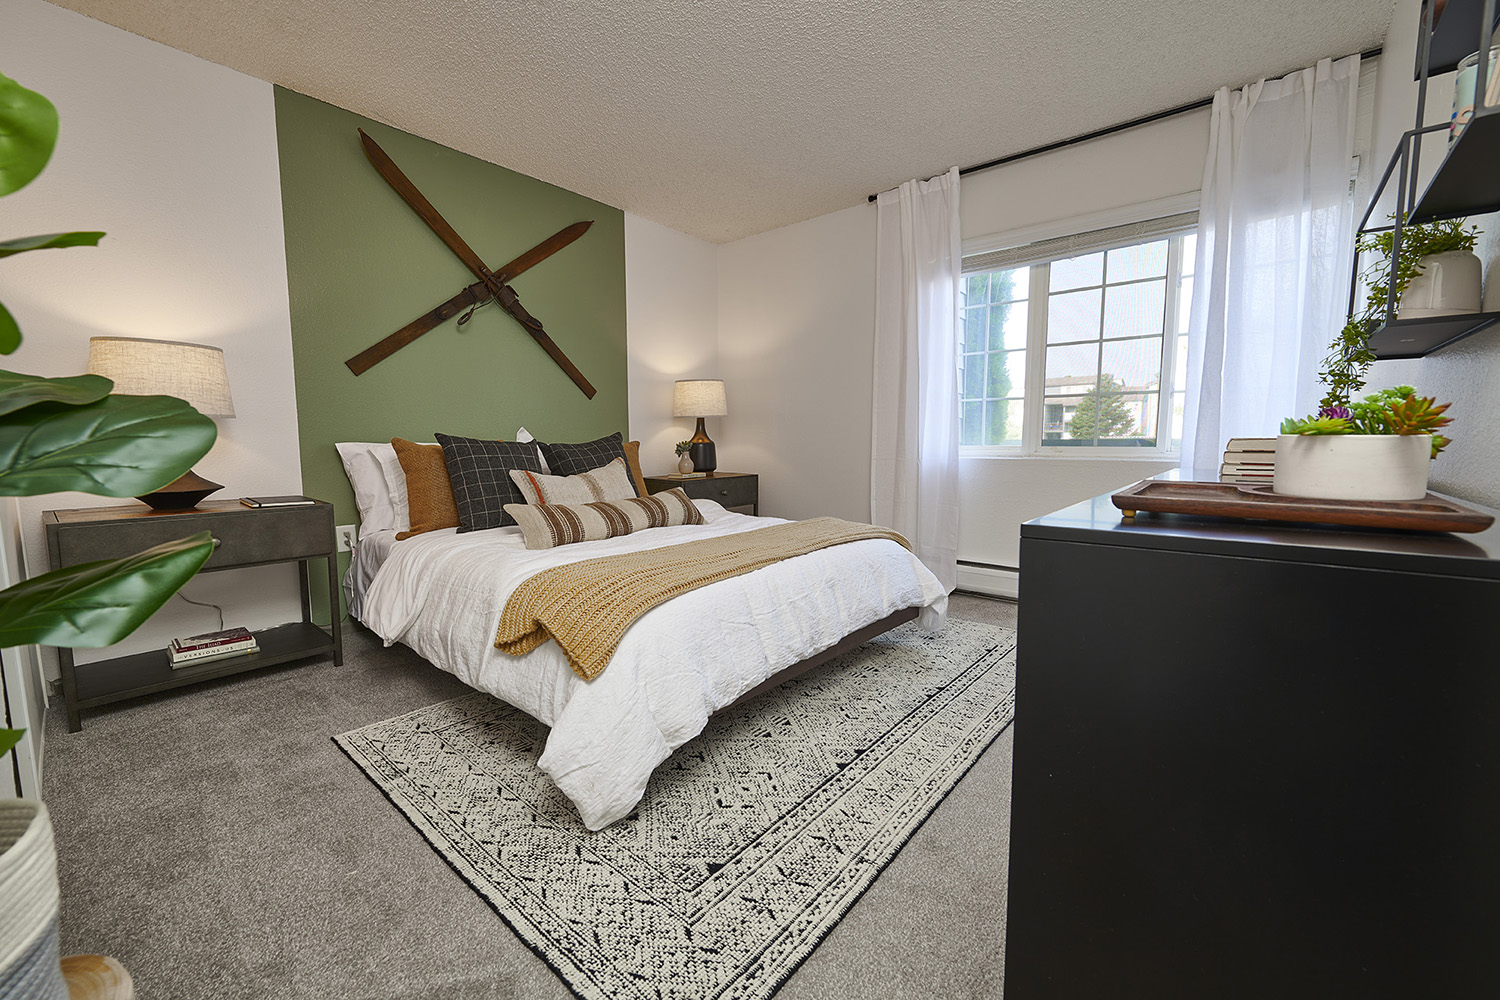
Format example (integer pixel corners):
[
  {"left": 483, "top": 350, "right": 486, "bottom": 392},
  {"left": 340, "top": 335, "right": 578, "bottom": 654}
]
[
  {"left": 1398, "top": 250, "right": 1483, "bottom": 318},
  {"left": 0, "top": 801, "right": 69, "bottom": 1000},
  {"left": 1275, "top": 434, "right": 1432, "bottom": 501}
]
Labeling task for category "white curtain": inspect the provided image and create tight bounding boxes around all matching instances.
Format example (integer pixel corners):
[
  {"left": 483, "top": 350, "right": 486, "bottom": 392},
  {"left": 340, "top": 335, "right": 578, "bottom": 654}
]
[
  {"left": 1182, "top": 55, "right": 1360, "bottom": 472},
  {"left": 871, "top": 167, "right": 961, "bottom": 592}
]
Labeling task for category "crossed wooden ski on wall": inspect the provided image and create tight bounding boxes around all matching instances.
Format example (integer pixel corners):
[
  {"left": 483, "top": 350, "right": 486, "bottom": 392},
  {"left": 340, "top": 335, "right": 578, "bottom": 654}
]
[{"left": 344, "top": 128, "right": 596, "bottom": 398}]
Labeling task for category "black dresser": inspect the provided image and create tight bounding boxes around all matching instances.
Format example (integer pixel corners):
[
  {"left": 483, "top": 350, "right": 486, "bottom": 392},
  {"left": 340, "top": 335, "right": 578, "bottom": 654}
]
[{"left": 1006, "top": 483, "right": 1500, "bottom": 998}]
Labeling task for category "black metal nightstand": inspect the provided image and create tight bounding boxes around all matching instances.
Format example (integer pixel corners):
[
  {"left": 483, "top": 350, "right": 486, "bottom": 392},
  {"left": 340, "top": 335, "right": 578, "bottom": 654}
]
[
  {"left": 643, "top": 472, "right": 758, "bottom": 516},
  {"left": 43, "top": 499, "right": 343, "bottom": 731}
]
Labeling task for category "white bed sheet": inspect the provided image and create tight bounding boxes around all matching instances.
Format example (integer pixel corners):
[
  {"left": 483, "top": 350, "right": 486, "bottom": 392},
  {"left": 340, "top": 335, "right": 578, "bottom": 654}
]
[{"left": 359, "top": 501, "right": 947, "bottom": 830}]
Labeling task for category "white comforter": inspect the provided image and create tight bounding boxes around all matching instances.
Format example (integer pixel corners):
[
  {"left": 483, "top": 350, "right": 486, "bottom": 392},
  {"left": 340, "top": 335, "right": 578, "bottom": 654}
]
[{"left": 359, "top": 501, "right": 948, "bottom": 829}]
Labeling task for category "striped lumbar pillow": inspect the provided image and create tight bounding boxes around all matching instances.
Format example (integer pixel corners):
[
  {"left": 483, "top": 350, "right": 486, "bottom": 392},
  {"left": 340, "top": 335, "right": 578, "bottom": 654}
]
[
  {"left": 504, "top": 488, "right": 704, "bottom": 549},
  {"left": 508, "top": 457, "right": 637, "bottom": 507}
]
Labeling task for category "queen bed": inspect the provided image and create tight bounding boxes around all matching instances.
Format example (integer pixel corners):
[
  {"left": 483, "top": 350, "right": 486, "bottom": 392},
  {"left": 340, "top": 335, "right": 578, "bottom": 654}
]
[{"left": 339, "top": 438, "right": 947, "bottom": 830}]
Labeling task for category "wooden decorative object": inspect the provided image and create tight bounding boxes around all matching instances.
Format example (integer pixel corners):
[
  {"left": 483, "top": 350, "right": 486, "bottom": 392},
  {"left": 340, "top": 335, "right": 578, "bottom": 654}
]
[
  {"left": 345, "top": 129, "right": 595, "bottom": 397},
  {"left": 1110, "top": 479, "right": 1495, "bottom": 533}
]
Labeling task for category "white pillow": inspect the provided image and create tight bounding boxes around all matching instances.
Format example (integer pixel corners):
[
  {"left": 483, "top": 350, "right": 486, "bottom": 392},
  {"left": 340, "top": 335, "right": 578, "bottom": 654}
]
[
  {"left": 516, "top": 426, "right": 550, "bottom": 473},
  {"left": 335, "top": 442, "right": 397, "bottom": 537},
  {"left": 375, "top": 447, "right": 411, "bottom": 535}
]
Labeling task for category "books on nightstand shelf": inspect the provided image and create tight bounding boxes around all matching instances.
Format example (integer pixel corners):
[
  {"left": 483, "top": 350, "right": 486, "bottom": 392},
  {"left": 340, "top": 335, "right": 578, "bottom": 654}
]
[
  {"left": 1221, "top": 437, "right": 1277, "bottom": 486},
  {"left": 169, "top": 626, "right": 258, "bottom": 667},
  {"left": 660, "top": 472, "right": 707, "bottom": 479},
  {"left": 240, "top": 495, "right": 315, "bottom": 508}
]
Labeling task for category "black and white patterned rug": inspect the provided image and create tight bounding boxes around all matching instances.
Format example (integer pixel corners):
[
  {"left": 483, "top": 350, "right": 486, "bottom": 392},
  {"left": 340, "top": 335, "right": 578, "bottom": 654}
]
[{"left": 336, "top": 618, "right": 1016, "bottom": 1000}]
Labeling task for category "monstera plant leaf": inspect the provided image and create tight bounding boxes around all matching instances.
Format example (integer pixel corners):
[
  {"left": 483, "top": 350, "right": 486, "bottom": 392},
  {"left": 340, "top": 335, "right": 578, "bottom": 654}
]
[
  {"left": 0, "top": 728, "right": 21, "bottom": 757},
  {"left": 0, "top": 392, "right": 216, "bottom": 496},
  {"left": 0, "top": 232, "right": 106, "bottom": 259},
  {"left": 0, "top": 73, "right": 104, "bottom": 354},
  {"left": 0, "top": 71, "right": 58, "bottom": 197},
  {"left": 0, "top": 369, "right": 112, "bottom": 417},
  {"left": 0, "top": 532, "right": 215, "bottom": 647},
  {"left": 0, "top": 302, "right": 16, "bottom": 357}
]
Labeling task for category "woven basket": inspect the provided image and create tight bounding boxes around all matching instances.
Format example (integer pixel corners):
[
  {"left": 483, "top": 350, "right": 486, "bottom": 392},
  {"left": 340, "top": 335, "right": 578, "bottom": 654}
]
[{"left": 0, "top": 800, "right": 68, "bottom": 1000}]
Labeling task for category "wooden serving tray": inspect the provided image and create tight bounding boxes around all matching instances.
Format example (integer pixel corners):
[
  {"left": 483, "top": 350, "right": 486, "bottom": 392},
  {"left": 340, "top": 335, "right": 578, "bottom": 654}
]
[{"left": 1110, "top": 480, "right": 1496, "bottom": 533}]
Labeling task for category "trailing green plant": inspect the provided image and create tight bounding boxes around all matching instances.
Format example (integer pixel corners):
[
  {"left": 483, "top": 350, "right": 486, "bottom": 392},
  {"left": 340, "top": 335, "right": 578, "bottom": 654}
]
[
  {"left": 0, "top": 72, "right": 219, "bottom": 755},
  {"left": 1318, "top": 215, "right": 1479, "bottom": 409},
  {"left": 1281, "top": 385, "right": 1453, "bottom": 458},
  {"left": 675, "top": 440, "right": 692, "bottom": 456}
]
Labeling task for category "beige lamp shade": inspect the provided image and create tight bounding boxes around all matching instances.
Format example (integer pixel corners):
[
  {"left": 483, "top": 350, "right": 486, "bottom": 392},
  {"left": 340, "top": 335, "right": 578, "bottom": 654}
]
[
  {"left": 88, "top": 337, "right": 235, "bottom": 417},
  {"left": 672, "top": 379, "right": 727, "bottom": 417}
]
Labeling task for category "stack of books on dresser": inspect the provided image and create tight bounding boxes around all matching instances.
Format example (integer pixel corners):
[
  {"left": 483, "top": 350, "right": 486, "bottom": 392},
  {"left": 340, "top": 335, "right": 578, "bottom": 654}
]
[
  {"left": 1220, "top": 437, "right": 1277, "bottom": 485},
  {"left": 169, "top": 626, "right": 258, "bottom": 668}
]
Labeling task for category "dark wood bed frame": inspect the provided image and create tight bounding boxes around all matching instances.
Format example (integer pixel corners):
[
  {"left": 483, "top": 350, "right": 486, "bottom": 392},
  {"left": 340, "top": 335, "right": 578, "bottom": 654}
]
[{"left": 727, "top": 606, "right": 919, "bottom": 708}]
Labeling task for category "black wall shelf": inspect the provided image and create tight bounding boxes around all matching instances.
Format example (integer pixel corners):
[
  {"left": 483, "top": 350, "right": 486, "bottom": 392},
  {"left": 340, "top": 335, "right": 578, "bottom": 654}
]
[
  {"left": 1409, "top": 110, "right": 1500, "bottom": 223},
  {"left": 1419, "top": 0, "right": 1500, "bottom": 77},
  {"left": 1368, "top": 312, "right": 1500, "bottom": 358}
]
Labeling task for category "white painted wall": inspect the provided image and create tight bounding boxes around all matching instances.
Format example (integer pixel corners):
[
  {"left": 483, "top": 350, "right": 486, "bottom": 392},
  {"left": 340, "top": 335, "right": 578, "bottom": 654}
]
[
  {"left": 712, "top": 112, "right": 1209, "bottom": 574},
  {"left": 717, "top": 203, "right": 878, "bottom": 522},
  {"left": 2, "top": 0, "right": 302, "bottom": 674},
  {"left": 1366, "top": 0, "right": 1500, "bottom": 508},
  {"left": 623, "top": 214, "right": 721, "bottom": 476}
]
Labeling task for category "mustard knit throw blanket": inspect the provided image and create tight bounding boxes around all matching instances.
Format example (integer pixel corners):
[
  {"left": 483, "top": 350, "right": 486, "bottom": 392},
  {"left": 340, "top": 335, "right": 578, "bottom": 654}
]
[{"left": 495, "top": 517, "right": 912, "bottom": 680}]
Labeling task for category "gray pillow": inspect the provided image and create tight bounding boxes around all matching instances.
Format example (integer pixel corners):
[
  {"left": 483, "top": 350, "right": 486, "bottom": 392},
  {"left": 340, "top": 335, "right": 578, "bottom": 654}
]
[{"left": 435, "top": 433, "right": 545, "bottom": 532}]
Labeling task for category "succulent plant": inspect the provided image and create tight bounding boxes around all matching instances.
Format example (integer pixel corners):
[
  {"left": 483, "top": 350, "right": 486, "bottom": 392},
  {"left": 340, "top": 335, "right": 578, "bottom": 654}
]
[{"left": 1281, "top": 385, "right": 1453, "bottom": 458}]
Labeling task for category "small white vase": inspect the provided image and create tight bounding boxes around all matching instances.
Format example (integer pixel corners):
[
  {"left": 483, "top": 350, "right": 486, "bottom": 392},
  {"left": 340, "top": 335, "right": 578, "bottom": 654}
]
[
  {"left": 1274, "top": 434, "right": 1431, "bottom": 502},
  {"left": 677, "top": 453, "right": 694, "bottom": 474},
  {"left": 1398, "top": 250, "right": 1483, "bottom": 319}
]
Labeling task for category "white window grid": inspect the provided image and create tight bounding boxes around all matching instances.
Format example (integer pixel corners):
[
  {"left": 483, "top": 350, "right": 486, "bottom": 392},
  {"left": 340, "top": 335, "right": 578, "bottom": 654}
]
[{"left": 959, "top": 228, "right": 1195, "bottom": 459}]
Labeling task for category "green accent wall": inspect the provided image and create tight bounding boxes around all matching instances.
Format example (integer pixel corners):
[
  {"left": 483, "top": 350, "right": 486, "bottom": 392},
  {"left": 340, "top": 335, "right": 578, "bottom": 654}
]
[{"left": 274, "top": 88, "right": 627, "bottom": 612}]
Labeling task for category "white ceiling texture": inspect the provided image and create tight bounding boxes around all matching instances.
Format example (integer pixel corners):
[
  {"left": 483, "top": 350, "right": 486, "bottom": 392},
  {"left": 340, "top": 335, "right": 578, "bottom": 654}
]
[{"left": 47, "top": 0, "right": 1396, "bottom": 243}]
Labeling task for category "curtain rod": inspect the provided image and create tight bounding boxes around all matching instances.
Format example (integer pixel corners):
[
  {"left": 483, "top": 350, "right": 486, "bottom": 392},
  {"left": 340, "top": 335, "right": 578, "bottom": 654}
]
[{"left": 866, "top": 45, "right": 1383, "bottom": 203}]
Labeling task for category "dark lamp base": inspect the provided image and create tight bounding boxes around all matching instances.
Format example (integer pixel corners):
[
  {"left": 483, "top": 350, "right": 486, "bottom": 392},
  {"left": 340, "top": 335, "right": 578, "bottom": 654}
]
[
  {"left": 136, "top": 469, "right": 224, "bottom": 511},
  {"left": 688, "top": 417, "right": 717, "bottom": 472}
]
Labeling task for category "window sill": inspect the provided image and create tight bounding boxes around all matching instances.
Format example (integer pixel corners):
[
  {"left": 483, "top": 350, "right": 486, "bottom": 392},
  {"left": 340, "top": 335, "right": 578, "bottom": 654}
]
[{"left": 961, "top": 451, "right": 1181, "bottom": 463}]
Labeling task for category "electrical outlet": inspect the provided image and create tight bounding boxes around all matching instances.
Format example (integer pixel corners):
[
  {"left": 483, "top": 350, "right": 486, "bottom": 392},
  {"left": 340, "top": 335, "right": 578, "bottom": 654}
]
[{"left": 336, "top": 524, "right": 357, "bottom": 553}]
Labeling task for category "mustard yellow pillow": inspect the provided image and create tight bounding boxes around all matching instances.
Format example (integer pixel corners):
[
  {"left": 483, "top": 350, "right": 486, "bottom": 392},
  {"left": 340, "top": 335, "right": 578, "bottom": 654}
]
[{"left": 392, "top": 438, "right": 460, "bottom": 539}]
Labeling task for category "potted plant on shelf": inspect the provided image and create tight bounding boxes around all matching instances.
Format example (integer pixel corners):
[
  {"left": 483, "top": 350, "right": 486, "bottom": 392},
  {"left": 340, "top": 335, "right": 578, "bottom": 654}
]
[
  {"left": 1319, "top": 215, "right": 1479, "bottom": 410},
  {"left": 1, "top": 69, "right": 217, "bottom": 999},
  {"left": 1277, "top": 386, "right": 1453, "bottom": 501},
  {"left": 675, "top": 440, "right": 694, "bottom": 474}
]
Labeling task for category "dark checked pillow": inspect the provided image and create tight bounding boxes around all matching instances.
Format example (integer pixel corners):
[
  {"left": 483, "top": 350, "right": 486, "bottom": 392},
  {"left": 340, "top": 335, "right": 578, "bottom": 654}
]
[
  {"left": 435, "top": 433, "right": 546, "bottom": 532},
  {"left": 536, "top": 432, "right": 638, "bottom": 492}
]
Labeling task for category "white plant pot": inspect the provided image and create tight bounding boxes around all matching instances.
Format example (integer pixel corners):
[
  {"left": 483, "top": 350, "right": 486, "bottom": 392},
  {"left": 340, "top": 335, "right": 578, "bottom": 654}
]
[
  {"left": 0, "top": 801, "right": 69, "bottom": 1000},
  {"left": 1274, "top": 434, "right": 1431, "bottom": 501},
  {"left": 1398, "top": 250, "right": 1483, "bottom": 319}
]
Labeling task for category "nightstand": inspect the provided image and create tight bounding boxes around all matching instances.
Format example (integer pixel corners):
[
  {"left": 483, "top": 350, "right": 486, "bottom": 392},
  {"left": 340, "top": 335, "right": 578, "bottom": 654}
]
[
  {"left": 644, "top": 472, "right": 758, "bottom": 515},
  {"left": 43, "top": 500, "right": 343, "bottom": 732}
]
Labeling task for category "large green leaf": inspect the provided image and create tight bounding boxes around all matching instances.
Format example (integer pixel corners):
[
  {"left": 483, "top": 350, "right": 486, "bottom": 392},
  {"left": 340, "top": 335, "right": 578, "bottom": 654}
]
[
  {"left": 0, "top": 231, "right": 105, "bottom": 258},
  {"left": 0, "top": 370, "right": 112, "bottom": 417},
  {"left": 0, "top": 72, "right": 58, "bottom": 197},
  {"left": 0, "top": 300, "right": 16, "bottom": 356},
  {"left": 0, "top": 394, "right": 216, "bottom": 497},
  {"left": 0, "top": 532, "right": 214, "bottom": 647},
  {"left": 0, "top": 729, "right": 22, "bottom": 757}
]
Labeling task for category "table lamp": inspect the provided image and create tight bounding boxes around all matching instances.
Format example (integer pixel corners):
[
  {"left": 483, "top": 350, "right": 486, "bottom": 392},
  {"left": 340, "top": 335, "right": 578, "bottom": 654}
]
[
  {"left": 88, "top": 336, "right": 235, "bottom": 510},
  {"left": 673, "top": 378, "right": 727, "bottom": 472}
]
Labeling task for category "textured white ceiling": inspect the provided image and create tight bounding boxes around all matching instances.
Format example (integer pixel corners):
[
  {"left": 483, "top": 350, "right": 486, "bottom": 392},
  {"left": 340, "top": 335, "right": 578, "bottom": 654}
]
[{"left": 45, "top": 0, "right": 1396, "bottom": 243}]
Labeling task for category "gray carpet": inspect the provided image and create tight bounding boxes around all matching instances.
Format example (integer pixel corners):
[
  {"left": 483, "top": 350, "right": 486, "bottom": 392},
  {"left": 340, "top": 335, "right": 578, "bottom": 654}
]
[{"left": 42, "top": 592, "right": 1016, "bottom": 1000}]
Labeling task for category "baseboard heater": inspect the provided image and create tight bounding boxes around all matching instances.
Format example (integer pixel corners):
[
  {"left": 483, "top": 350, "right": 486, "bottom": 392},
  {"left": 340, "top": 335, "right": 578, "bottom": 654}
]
[{"left": 955, "top": 560, "right": 1019, "bottom": 600}]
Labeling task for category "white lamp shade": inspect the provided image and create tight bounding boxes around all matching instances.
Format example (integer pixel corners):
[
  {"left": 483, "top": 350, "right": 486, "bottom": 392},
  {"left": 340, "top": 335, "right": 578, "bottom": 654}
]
[
  {"left": 673, "top": 379, "right": 727, "bottom": 417},
  {"left": 88, "top": 337, "right": 235, "bottom": 417}
]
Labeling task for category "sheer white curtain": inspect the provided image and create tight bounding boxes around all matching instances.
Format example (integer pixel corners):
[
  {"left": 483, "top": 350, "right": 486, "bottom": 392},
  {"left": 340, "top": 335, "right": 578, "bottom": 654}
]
[
  {"left": 871, "top": 167, "right": 960, "bottom": 592},
  {"left": 1182, "top": 55, "right": 1360, "bottom": 472}
]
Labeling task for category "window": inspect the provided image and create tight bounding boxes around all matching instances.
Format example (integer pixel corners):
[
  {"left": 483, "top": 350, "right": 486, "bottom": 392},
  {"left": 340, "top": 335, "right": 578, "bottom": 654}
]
[{"left": 959, "top": 217, "right": 1196, "bottom": 455}]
